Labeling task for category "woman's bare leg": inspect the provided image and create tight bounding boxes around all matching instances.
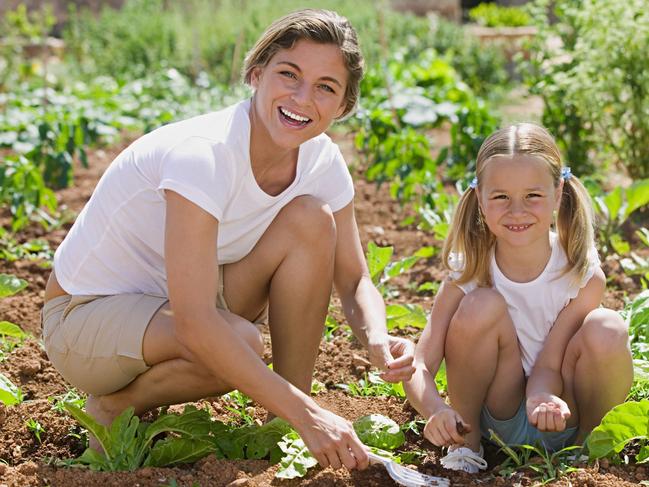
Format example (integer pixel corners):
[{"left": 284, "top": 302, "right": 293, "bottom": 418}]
[
  {"left": 560, "top": 308, "right": 633, "bottom": 443},
  {"left": 445, "top": 289, "right": 525, "bottom": 451}
]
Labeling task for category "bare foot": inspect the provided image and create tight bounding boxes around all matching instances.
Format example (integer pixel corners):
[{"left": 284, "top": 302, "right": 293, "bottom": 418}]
[{"left": 84, "top": 395, "right": 120, "bottom": 453}]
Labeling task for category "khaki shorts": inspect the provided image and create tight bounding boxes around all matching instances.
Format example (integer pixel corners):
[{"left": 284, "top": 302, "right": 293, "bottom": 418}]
[{"left": 42, "top": 266, "right": 268, "bottom": 396}]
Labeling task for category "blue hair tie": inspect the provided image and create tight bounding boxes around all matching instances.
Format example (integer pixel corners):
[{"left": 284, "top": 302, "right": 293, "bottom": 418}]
[
  {"left": 561, "top": 167, "right": 572, "bottom": 181},
  {"left": 469, "top": 177, "right": 478, "bottom": 189}
]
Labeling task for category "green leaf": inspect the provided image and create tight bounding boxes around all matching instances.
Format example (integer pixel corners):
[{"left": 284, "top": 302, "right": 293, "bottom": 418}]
[
  {"left": 386, "top": 303, "right": 428, "bottom": 330},
  {"left": 0, "top": 372, "right": 22, "bottom": 406},
  {"left": 0, "top": 321, "right": 27, "bottom": 338},
  {"left": 367, "top": 242, "right": 393, "bottom": 285},
  {"left": 587, "top": 400, "right": 649, "bottom": 460},
  {"left": 0, "top": 274, "right": 28, "bottom": 298},
  {"left": 64, "top": 403, "right": 116, "bottom": 461},
  {"left": 144, "top": 437, "right": 214, "bottom": 467},
  {"left": 624, "top": 179, "right": 649, "bottom": 220},
  {"left": 638, "top": 445, "right": 649, "bottom": 464},
  {"left": 628, "top": 290, "right": 649, "bottom": 336},
  {"left": 385, "top": 255, "right": 420, "bottom": 279},
  {"left": 275, "top": 432, "right": 318, "bottom": 479},
  {"left": 353, "top": 414, "right": 406, "bottom": 450}
]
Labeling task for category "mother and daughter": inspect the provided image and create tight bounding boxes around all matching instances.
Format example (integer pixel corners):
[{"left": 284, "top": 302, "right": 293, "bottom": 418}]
[{"left": 41, "top": 8, "right": 632, "bottom": 475}]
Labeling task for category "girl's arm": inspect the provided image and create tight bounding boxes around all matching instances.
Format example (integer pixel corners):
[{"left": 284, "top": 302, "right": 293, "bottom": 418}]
[
  {"left": 526, "top": 267, "right": 606, "bottom": 430},
  {"left": 332, "top": 202, "right": 414, "bottom": 383},
  {"left": 404, "top": 280, "right": 468, "bottom": 446},
  {"left": 165, "top": 191, "right": 368, "bottom": 470}
]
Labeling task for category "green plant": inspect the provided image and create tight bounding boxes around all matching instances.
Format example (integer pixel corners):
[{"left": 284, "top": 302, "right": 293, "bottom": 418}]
[
  {"left": 0, "top": 228, "right": 53, "bottom": 265},
  {"left": 490, "top": 429, "right": 582, "bottom": 483},
  {"left": 586, "top": 400, "right": 649, "bottom": 464},
  {"left": 221, "top": 390, "right": 255, "bottom": 425},
  {"left": 0, "top": 273, "right": 27, "bottom": 298},
  {"left": 336, "top": 371, "right": 406, "bottom": 398},
  {"left": 49, "top": 388, "right": 87, "bottom": 413},
  {"left": 469, "top": 3, "right": 532, "bottom": 27},
  {"left": 0, "top": 372, "right": 23, "bottom": 406},
  {"left": 26, "top": 418, "right": 45, "bottom": 443},
  {"left": 521, "top": 0, "right": 649, "bottom": 179},
  {"left": 0, "top": 321, "right": 28, "bottom": 361},
  {"left": 274, "top": 432, "right": 319, "bottom": 479},
  {"left": 353, "top": 414, "right": 406, "bottom": 450},
  {"left": 591, "top": 179, "right": 649, "bottom": 254}
]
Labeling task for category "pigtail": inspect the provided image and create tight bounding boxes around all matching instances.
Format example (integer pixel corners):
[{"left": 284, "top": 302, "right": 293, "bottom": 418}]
[
  {"left": 557, "top": 175, "right": 596, "bottom": 284},
  {"left": 443, "top": 185, "right": 495, "bottom": 287}
]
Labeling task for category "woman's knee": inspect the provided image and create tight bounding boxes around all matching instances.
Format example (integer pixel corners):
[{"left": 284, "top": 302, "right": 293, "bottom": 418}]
[
  {"left": 578, "top": 308, "right": 630, "bottom": 357},
  {"left": 448, "top": 288, "right": 509, "bottom": 340},
  {"left": 275, "top": 196, "right": 336, "bottom": 247}
]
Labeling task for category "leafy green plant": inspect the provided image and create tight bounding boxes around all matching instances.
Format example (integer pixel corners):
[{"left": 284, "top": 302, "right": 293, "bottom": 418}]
[
  {"left": 0, "top": 372, "right": 23, "bottom": 406},
  {"left": 0, "top": 321, "right": 29, "bottom": 361},
  {"left": 622, "top": 289, "right": 649, "bottom": 363},
  {"left": 586, "top": 400, "right": 649, "bottom": 464},
  {"left": 469, "top": 3, "right": 532, "bottom": 27},
  {"left": 0, "top": 273, "right": 28, "bottom": 298},
  {"left": 49, "top": 388, "right": 87, "bottom": 413},
  {"left": 275, "top": 432, "right": 319, "bottom": 479},
  {"left": 336, "top": 371, "right": 406, "bottom": 398},
  {"left": 489, "top": 429, "right": 582, "bottom": 483},
  {"left": 354, "top": 414, "right": 406, "bottom": 450},
  {"left": 221, "top": 390, "right": 255, "bottom": 425},
  {"left": 26, "top": 418, "right": 45, "bottom": 444},
  {"left": 0, "top": 228, "right": 53, "bottom": 265},
  {"left": 591, "top": 179, "right": 649, "bottom": 254}
]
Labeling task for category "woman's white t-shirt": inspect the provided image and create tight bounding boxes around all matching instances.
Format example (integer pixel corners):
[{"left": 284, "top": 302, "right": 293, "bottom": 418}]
[
  {"left": 451, "top": 232, "right": 600, "bottom": 376},
  {"left": 53, "top": 99, "right": 354, "bottom": 297}
]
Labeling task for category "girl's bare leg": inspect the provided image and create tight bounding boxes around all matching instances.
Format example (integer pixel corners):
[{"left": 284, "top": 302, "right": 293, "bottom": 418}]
[
  {"left": 560, "top": 308, "right": 633, "bottom": 443},
  {"left": 445, "top": 288, "right": 525, "bottom": 451}
]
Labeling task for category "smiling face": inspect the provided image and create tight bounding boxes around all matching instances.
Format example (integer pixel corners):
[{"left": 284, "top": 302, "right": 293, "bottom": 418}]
[
  {"left": 249, "top": 39, "right": 348, "bottom": 153},
  {"left": 476, "top": 155, "right": 563, "bottom": 250}
]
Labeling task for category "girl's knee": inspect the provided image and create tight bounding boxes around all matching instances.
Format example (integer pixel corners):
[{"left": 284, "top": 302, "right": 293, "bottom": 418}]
[
  {"left": 579, "top": 308, "right": 630, "bottom": 356},
  {"left": 448, "top": 288, "right": 509, "bottom": 339}
]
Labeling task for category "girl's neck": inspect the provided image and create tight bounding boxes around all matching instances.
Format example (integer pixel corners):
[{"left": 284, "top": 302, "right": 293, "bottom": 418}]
[{"left": 494, "top": 234, "right": 552, "bottom": 283}]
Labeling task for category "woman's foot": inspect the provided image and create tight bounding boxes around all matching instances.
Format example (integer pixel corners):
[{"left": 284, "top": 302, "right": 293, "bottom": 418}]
[
  {"left": 84, "top": 395, "right": 121, "bottom": 452},
  {"left": 440, "top": 444, "right": 488, "bottom": 473}
]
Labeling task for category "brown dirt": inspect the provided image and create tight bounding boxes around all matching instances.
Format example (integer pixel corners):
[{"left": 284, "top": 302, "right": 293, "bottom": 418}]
[{"left": 0, "top": 133, "right": 645, "bottom": 487}]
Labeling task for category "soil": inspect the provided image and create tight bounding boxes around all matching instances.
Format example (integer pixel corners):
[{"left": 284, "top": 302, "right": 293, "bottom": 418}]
[{"left": 0, "top": 133, "right": 645, "bottom": 487}]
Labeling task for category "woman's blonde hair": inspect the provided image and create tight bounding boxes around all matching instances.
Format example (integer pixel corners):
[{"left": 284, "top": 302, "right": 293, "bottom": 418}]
[
  {"left": 242, "top": 9, "right": 364, "bottom": 119},
  {"left": 443, "top": 123, "right": 595, "bottom": 287}
]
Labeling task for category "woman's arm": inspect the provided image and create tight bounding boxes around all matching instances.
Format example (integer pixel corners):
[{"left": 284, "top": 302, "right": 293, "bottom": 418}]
[
  {"left": 526, "top": 267, "right": 606, "bottom": 430},
  {"left": 332, "top": 202, "right": 414, "bottom": 382},
  {"left": 404, "top": 280, "right": 468, "bottom": 446},
  {"left": 165, "top": 191, "right": 368, "bottom": 469}
]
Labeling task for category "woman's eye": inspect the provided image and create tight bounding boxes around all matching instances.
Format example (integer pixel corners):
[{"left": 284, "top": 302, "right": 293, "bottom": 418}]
[
  {"left": 280, "top": 71, "right": 297, "bottom": 79},
  {"left": 528, "top": 193, "right": 542, "bottom": 198},
  {"left": 319, "top": 84, "right": 335, "bottom": 93}
]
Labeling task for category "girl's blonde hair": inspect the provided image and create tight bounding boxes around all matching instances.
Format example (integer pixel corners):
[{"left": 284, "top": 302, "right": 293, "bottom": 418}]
[
  {"left": 242, "top": 9, "right": 364, "bottom": 119},
  {"left": 443, "top": 123, "right": 595, "bottom": 287}
]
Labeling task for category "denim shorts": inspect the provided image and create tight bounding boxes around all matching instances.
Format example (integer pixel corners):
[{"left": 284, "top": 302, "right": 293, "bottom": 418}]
[{"left": 480, "top": 400, "right": 578, "bottom": 452}]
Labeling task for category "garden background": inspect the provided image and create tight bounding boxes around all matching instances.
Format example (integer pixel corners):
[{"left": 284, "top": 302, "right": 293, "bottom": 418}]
[{"left": 0, "top": 1, "right": 648, "bottom": 485}]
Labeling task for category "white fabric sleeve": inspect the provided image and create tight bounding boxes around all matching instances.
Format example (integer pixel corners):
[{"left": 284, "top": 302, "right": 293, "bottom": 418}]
[
  {"left": 318, "top": 145, "right": 354, "bottom": 211},
  {"left": 447, "top": 252, "right": 477, "bottom": 294},
  {"left": 567, "top": 244, "right": 602, "bottom": 299},
  {"left": 158, "top": 137, "right": 232, "bottom": 221}
]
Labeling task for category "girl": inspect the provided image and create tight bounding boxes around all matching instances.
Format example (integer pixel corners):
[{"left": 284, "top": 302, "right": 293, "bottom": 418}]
[
  {"left": 42, "top": 9, "right": 414, "bottom": 471},
  {"left": 404, "top": 123, "right": 633, "bottom": 473}
]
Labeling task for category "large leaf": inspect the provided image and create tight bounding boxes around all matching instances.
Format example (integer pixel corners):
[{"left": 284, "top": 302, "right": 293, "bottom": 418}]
[
  {"left": 0, "top": 321, "right": 27, "bottom": 339},
  {"left": 385, "top": 255, "right": 420, "bottom": 279},
  {"left": 275, "top": 432, "right": 318, "bottom": 479},
  {"left": 0, "top": 274, "right": 28, "bottom": 298},
  {"left": 628, "top": 290, "right": 649, "bottom": 338},
  {"left": 624, "top": 179, "right": 649, "bottom": 220},
  {"left": 64, "top": 403, "right": 121, "bottom": 463},
  {"left": 353, "top": 414, "right": 406, "bottom": 450},
  {"left": 367, "top": 242, "right": 393, "bottom": 285},
  {"left": 386, "top": 303, "right": 428, "bottom": 330},
  {"left": 0, "top": 372, "right": 22, "bottom": 406},
  {"left": 144, "top": 436, "right": 214, "bottom": 467},
  {"left": 587, "top": 400, "right": 649, "bottom": 460}
]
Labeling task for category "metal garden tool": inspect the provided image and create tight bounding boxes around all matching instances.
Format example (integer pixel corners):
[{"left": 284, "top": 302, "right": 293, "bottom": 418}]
[{"left": 368, "top": 452, "right": 450, "bottom": 487}]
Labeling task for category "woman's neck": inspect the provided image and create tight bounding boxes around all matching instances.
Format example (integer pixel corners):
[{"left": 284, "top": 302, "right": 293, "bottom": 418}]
[{"left": 494, "top": 234, "right": 552, "bottom": 283}]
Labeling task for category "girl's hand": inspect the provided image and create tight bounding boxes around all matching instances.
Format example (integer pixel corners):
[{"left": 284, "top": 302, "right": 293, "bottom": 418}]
[
  {"left": 526, "top": 393, "right": 571, "bottom": 432},
  {"left": 424, "top": 407, "right": 472, "bottom": 447},
  {"left": 367, "top": 334, "right": 415, "bottom": 383}
]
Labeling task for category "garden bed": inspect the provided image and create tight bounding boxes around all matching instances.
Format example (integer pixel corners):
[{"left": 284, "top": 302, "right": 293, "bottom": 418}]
[{"left": 0, "top": 138, "right": 644, "bottom": 486}]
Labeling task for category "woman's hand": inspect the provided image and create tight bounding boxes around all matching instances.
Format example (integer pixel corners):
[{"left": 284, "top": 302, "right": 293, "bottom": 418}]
[
  {"left": 526, "top": 393, "right": 571, "bottom": 432},
  {"left": 293, "top": 404, "right": 369, "bottom": 471},
  {"left": 367, "top": 334, "right": 415, "bottom": 383},
  {"left": 424, "top": 407, "right": 471, "bottom": 447}
]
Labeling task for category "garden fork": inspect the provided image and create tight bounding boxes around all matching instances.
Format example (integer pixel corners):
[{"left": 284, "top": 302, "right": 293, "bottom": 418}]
[{"left": 368, "top": 452, "right": 450, "bottom": 487}]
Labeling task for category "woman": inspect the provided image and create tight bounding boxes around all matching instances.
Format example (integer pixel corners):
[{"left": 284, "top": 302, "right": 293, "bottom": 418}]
[{"left": 42, "top": 9, "right": 414, "bottom": 471}]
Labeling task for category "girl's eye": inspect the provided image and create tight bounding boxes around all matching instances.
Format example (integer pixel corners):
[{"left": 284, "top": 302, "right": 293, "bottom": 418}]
[{"left": 492, "top": 195, "right": 508, "bottom": 200}]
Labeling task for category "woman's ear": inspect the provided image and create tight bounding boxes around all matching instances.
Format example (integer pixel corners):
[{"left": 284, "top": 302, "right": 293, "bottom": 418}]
[{"left": 249, "top": 66, "right": 262, "bottom": 89}]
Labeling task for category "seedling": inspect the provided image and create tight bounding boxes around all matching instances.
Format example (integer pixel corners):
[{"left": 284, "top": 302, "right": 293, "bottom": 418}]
[
  {"left": 336, "top": 371, "right": 406, "bottom": 398},
  {"left": 49, "top": 388, "right": 86, "bottom": 413},
  {"left": 26, "top": 418, "right": 45, "bottom": 443},
  {"left": 221, "top": 390, "right": 254, "bottom": 425},
  {"left": 0, "top": 372, "right": 23, "bottom": 405}
]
